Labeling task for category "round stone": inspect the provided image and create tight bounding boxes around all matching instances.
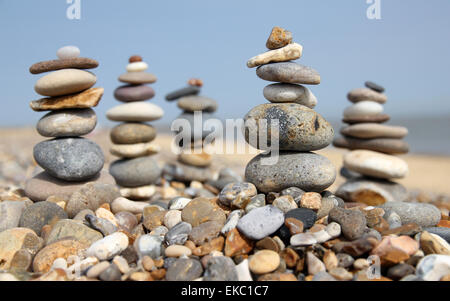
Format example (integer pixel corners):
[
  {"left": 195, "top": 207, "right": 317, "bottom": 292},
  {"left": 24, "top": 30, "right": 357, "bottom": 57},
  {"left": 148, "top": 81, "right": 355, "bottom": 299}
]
[
  {"left": 341, "top": 123, "right": 408, "bottom": 139},
  {"left": 181, "top": 197, "right": 226, "bottom": 227},
  {"left": 126, "top": 62, "right": 148, "bottom": 72},
  {"left": 110, "top": 142, "right": 160, "bottom": 158},
  {"left": 343, "top": 114, "right": 390, "bottom": 124},
  {"left": 114, "top": 85, "right": 155, "bottom": 102},
  {"left": 178, "top": 152, "right": 212, "bottom": 167},
  {"left": 263, "top": 83, "right": 317, "bottom": 108},
  {"left": 0, "top": 201, "right": 30, "bottom": 232},
  {"left": 329, "top": 207, "right": 366, "bottom": 240},
  {"left": 218, "top": 182, "right": 257, "bottom": 209},
  {"left": 30, "top": 57, "right": 99, "bottom": 74},
  {"left": 237, "top": 205, "right": 284, "bottom": 240},
  {"left": 249, "top": 250, "right": 280, "bottom": 274},
  {"left": 109, "top": 157, "right": 161, "bottom": 187},
  {"left": 379, "top": 202, "right": 441, "bottom": 228},
  {"left": 166, "top": 258, "right": 203, "bottom": 281},
  {"left": 343, "top": 101, "right": 383, "bottom": 119},
  {"left": 86, "top": 232, "right": 129, "bottom": 261},
  {"left": 36, "top": 108, "right": 97, "bottom": 137},
  {"left": 24, "top": 170, "right": 115, "bottom": 202},
  {"left": 129, "top": 55, "right": 142, "bottom": 63},
  {"left": 244, "top": 103, "right": 334, "bottom": 151},
  {"left": 106, "top": 102, "right": 164, "bottom": 122},
  {"left": 46, "top": 219, "right": 103, "bottom": 246},
  {"left": 365, "top": 81, "right": 385, "bottom": 93},
  {"left": 347, "top": 88, "right": 387, "bottom": 104},
  {"left": 333, "top": 137, "right": 409, "bottom": 154},
  {"left": 165, "top": 221, "right": 192, "bottom": 246},
  {"left": 19, "top": 201, "right": 68, "bottom": 235},
  {"left": 57, "top": 46, "right": 80, "bottom": 59},
  {"left": 134, "top": 234, "right": 164, "bottom": 259},
  {"left": 118, "top": 72, "right": 157, "bottom": 84},
  {"left": 416, "top": 254, "right": 450, "bottom": 281},
  {"left": 110, "top": 123, "right": 156, "bottom": 144},
  {"left": 177, "top": 96, "right": 218, "bottom": 113},
  {"left": 34, "top": 69, "right": 97, "bottom": 97},
  {"left": 256, "top": 62, "right": 320, "bottom": 85},
  {"left": 33, "top": 138, "right": 104, "bottom": 181},
  {"left": 344, "top": 150, "right": 408, "bottom": 179},
  {"left": 245, "top": 151, "right": 336, "bottom": 193},
  {"left": 32, "top": 239, "right": 85, "bottom": 273}
]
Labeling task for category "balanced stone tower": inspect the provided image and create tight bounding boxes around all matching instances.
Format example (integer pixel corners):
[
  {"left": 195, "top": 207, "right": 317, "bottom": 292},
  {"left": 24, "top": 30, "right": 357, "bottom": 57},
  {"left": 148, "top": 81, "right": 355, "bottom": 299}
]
[
  {"left": 244, "top": 27, "right": 336, "bottom": 193},
  {"left": 107, "top": 55, "right": 163, "bottom": 199},
  {"left": 25, "top": 46, "right": 111, "bottom": 202},
  {"left": 163, "top": 79, "right": 218, "bottom": 183},
  {"left": 333, "top": 82, "right": 410, "bottom": 205}
]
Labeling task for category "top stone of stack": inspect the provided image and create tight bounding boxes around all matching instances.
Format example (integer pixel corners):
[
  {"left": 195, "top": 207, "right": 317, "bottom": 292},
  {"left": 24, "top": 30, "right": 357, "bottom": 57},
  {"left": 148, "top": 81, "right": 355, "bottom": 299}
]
[{"left": 118, "top": 55, "right": 157, "bottom": 85}]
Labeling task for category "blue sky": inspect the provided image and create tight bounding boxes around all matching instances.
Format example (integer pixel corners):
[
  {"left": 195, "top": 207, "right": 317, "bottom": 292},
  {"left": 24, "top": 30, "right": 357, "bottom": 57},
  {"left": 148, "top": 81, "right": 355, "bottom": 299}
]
[{"left": 1, "top": 0, "right": 450, "bottom": 127}]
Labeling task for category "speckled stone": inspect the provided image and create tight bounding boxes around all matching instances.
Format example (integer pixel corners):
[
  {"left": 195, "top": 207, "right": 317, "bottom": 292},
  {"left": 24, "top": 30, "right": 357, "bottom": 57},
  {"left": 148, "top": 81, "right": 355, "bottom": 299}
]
[
  {"left": 110, "top": 123, "right": 156, "bottom": 144},
  {"left": 166, "top": 258, "right": 203, "bottom": 281},
  {"left": 19, "top": 201, "right": 67, "bottom": 235},
  {"left": 181, "top": 197, "right": 226, "bottom": 227},
  {"left": 329, "top": 207, "right": 366, "bottom": 241},
  {"left": 36, "top": 108, "right": 97, "bottom": 137},
  {"left": 203, "top": 256, "right": 238, "bottom": 281},
  {"left": 379, "top": 202, "right": 441, "bottom": 228},
  {"left": 237, "top": 205, "right": 284, "bottom": 240},
  {"left": 263, "top": 83, "right": 317, "bottom": 108},
  {"left": 256, "top": 62, "right": 320, "bottom": 85},
  {"left": 218, "top": 182, "right": 257, "bottom": 209}
]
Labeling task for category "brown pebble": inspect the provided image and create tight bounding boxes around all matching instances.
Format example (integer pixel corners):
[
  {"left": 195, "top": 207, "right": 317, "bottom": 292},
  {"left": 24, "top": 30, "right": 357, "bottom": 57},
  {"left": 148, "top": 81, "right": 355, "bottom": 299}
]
[
  {"left": 225, "top": 228, "right": 254, "bottom": 257},
  {"left": 184, "top": 240, "right": 196, "bottom": 251},
  {"left": 266, "top": 26, "right": 293, "bottom": 50},
  {"left": 187, "top": 78, "right": 203, "bottom": 87},
  {"left": 129, "top": 55, "right": 142, "bottom": 63},
  {"left": 255, "top": 237, "right": 280, "bottom": 253},
  {"left": 323, "top": 250, "right": 338, "bottom": 271},
  {"left": 142, "top": 256, "right": 154, "bottom": 271},
  {"left": 309, "top": 224, "right": 326, "bottom": 233},
  {"left": 150, "top": 268, "right": 166, "bottom": 280},
  {"left": 280, "top": 248, "right": 299, "bottom": 268},
  {"left": 154, "top": 258, "right": 164, "bottom": 268},
  {"left": 258, "top": 272, "right": 297, "bottom": 281},
  {"left": 192, "top": 236, "right": 225, "bottom": 256},
  {"left": 300, "top": 192, "right": 322, "bottom": 212},
  {"left": 285, "top": 217, "right": 304, "bottom": 235},
  {"left": 41, "top": 225, "right": 52, "bottom": 242},
  {"left": 99, "top": 203, "right": 111, "bottom": 211}
]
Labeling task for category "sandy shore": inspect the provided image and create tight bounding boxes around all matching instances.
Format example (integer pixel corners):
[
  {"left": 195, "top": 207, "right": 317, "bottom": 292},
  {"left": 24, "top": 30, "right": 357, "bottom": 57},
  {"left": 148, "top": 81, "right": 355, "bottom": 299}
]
[{"left": 1, "top": 127, "right": 450, "bottom": 196}]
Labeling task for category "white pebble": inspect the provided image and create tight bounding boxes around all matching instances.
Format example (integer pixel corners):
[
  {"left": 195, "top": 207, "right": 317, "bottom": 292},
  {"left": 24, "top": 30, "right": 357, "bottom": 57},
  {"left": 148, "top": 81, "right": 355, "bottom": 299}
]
[
  {"left": 126, "top": 62, "right": 148, "bottom": 72},
  {"left": 87, "top": 232, "right": 129, "bottom": 261},
  {"left": 326, "top": 222, "right": 342, "bottom": 238},
  {"left": 164, "top": 210, "right": 182, "bottom": 229},
  {"left": 57, "top": 45, "right": 80, "bottom": 60},
  {"left": 344, "top": 101, "right": 383, "bottom": 118}
]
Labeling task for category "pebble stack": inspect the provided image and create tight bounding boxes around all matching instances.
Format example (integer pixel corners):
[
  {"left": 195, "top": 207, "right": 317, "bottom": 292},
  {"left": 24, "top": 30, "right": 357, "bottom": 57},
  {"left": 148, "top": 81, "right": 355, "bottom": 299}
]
[
  {"left": 333, "top": 82, "right": 411, "bottom": 205},
  {"left": 25, "top": 46, "right": 108, "bottom": 202},
  {"left": 244, "top": 26, "right": 336, "bottom": 193},
  {"left": 163, "top": 79, "right": 218, "bottom": 183},
  {"left": 107, "top": 55, "right": 163, "bottom": 199}
]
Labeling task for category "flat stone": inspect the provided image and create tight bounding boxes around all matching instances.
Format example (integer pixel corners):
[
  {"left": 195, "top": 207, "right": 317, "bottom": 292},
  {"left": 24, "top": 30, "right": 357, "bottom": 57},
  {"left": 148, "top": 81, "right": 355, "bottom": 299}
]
[
  {"left": 245, "top": 151, "right": 336, "bottom": 193},
  {"left": 181, "top": 197, "right": 226, "bottom": 227},
  {"left": 30, "top": 87, "right": 104, "bottom": 111},
  {"left": 178, "top": 151, "right": 212, "bottom": 167},
  {"left": 218, "top": 182, "right": 257, "bottom": 209},
  {"left": 119, "top": 185, "right": 155, "bottom": 200},
  {"left": 344, "top": 101, "right": 383, "bottom": 119},
  {"left": 162, "top": 162, "right": 213, "bottom": 183},
  {"left": 341, "top": 123, "right": 408, "bottom": 139},
  {"left": 256, "top": 62, "right": 320, "bottom": 85},
  {"left": 35, "top": 69, "right": 97, "bottom": 97},
  {"left": 110, "top": 142, "right": 160, "bottom": 158},
  {"left": 333, "top": 136, "right": 409, "bottom": 154},
  {"left": 247, "top": 43, "right": 303, "bottom": 68},
  {"left": 365, "top": 81, "right": 385, "bottom": 93},
  {"left": 177, "top": 96, "right": 218, "bottom": 113},
  {"left": 165, "top": 221, "right": 192, "bottom": 245},
  {"left": 343, "top": 114, "right": 390, "bottom": 125},
  {"left": 33, "top": 239, "right": 86, "bottom": 273},
  {"left": 266, "top": 26, "right": 293, "bottom": 49},
  {"left": 36, "top": 108, "right": 97, "bottom": 137},
  {"left": 126, "top": 61, "right": 148, "bottom": 72},
  {"left": 244, "top": 103, "right": 334, "bottom": 151},
  {"left": 46, "top": 219, "right": 102, "bottom": 246},
  {"left": 0, "top": 228, "right": 41, "bottom": 270},
  {"left": 86, "top": 232, "right": 129, "bottom": 261},
  {"left": 33, "top": 138, "right": 104, "bottom": 181},
  {"left": 114, "top": 84, "right": 155, "bottom": 102},
  {"left": 57, "top": 46, "right": 80, "bottom": 59},
  {"left": 203, "top": 256, "right": 238, "bottom": 281},
  {"left": 189, "top": 221, "right": 222, "bottom": 245},
  {"left": 115, "top": 212, "right": 138, "bottom": 232},
  {"left": 329, "top": 207, "right": 366, "bottom": 240},
  {"left": 263, "top": 83, "right": 317, "bottom": 108},
  {"left": 166, "top": 258, "right": 203, "bottom": 281},
  {"left": 111, "top": 197, "right": 148, "bottom": 214},
  {"left": 30, "top": 57, "right": 98, "bottom": 74},
  {"left": 19, "top": 201, "right": 67, "bottom": 235},
  {"left": 165, "top": 86, "right": 200, "bottom": 101},
  {"left": 237, "top": 205, "right": 284, "bottom": 240},
  {"left": 347, "top": 88, "right": 387, "bottom": 104},
  {"left": 379, "top": 202, "right": 441, "bottom": 228},
  {"left": 24, "top": 170, "right": 115, "bottom": 202},
  {"left": 106, "top": 102, "right": 164, "bottom": 122},
  {"left": 416, "top": 254, "right": 450, "bottom": 281},
  {"left": 110, "top": 123, "right": 156, "bottom": 145},
  {"left": 249, "top": 250, "right": 280, "bottom": 274},
  {"left": 290, "top": 233, "right": 317, "bottom": 246},
  {"left": 0, "top": 201, "right": 30, "bottom": 232},
  {"left": 118, "top": 72, "right": 157, "bottom": 84},
  {"left": 109, "top": 157, "right": 161, "bottom": 187},
  {"left": 344, "top": 150, "right": 408, "bottom": 179}
]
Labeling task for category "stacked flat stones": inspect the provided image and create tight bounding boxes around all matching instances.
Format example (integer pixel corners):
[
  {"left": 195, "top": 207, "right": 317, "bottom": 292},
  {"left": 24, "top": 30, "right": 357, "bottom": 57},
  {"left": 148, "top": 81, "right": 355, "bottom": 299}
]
[
  {"left": 25, "top": 46, "right": 108, "bottom": 202},
  {"left": 107, "top": 56, "right": 163, "bottom": 199},
  {"left": 244, "top": 26, "right": 336, "bottom": 193},
  {"left": 163, "top": 79, "right": 218, "bottom": 183},
  {"left": 333, "top": 82, "right": 410, "bottom": 205}
]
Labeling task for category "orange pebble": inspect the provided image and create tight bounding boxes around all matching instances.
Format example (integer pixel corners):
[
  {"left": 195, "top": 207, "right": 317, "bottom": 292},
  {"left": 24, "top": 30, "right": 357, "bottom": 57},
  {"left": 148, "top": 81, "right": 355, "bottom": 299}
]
[
  {"left": 188, "top": 78, "right": 203, "bottom": 87},
  {"left": 437, "top": 220, "right": 450, "bottom": 228},
  {"left": 129, "top": 55, "right": 142, "bottom": 63}
]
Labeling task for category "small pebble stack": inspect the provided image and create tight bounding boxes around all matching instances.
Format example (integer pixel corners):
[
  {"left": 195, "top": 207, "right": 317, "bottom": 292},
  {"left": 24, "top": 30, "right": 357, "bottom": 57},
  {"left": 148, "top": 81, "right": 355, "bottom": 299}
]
[
  {"left": 333, "top": 82, "right": 410, "bottom": 205},
  {"left": 25, "top": 45, "right": 107, "bottom": 201},
  {"left": 244, "top": 26, "right": 336, "bottom": 193},
  {"left": 107, "top": 55, "right": 163, "bottom": 199},
  {"left": 163, "top": 79, "right": 218, "bottom": 183}
]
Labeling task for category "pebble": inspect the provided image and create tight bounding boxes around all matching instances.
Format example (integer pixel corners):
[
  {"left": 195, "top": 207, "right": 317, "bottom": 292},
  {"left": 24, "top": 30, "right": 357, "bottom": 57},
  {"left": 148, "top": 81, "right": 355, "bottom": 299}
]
[
  {"left": 85, "top": 214, "right": 117, "bottom": 236},
  {"left": 126, "top": 61, "right": 148, "bottom": 72},
  {"left": 347, "top": 88, "right": 387, "bottom": 104},
  {"left": 420, "top": 231, "right": 450, "bottom": 255},
  {"left": 326, "top": 222, "right": 342, "bottom": 238},
  {"left": 165, "top": 245, "right": 192, "bottom": 257},
  {"left": 316, "top": 195, "right": 337, "bottom": 219},
  {"left": 19, "top": 201, "right": 67, "bottom": 235},
  {"left": 244, "top": 103, "right": 333, "bottom": 151},
  {"left": 119, "top": 185, "right": 155, "bottom": 200},
  {"left": 66, "top": 183, "right": 120, "bottom": 218},
  {"left": 221, "top": 209, "right": 244, "bottom": 234},
  {"left": 30, "top": 87, "right": 104, "bottom": 111},
  {"left": 263, "top": 83, "right": 317, "bottom": 108},
  {"left": 111, "top": 197, "right": 149, "bottom": 214},
  {"left": 299, "top": 192, "right": 322, "bottom": 212},
  {"left": 203, "top": 256, "right": 238, "bottom": 281},
  {"left": 343, "top": 114, "right": 390, "bottom": 125},
  {"left": 32, "top": 239, "right": 85, "bottom": 273},
  {"left": 281, "top": 187, "right": 305, "bottom": 204},
  {"left": 57, "top": 46, "right": 80, "bottom": 59},
  {"left": 112, "top": 255, "right": 130, "bottom": 274},
  {"left": 365, "top": 81, "right": 385, "bottom": 93},
  {"left": 118, "top": 71, "right": 157, "bottom": 84},
  {"left": 165, "top": 86, "right": 200, "bottom": 101},
  {"left": 0, "top": 200, "right": 29, "bottom": 232},
  {"left": 387, "top": 263, "right": 415, "bottom": 280},
  {"left": 33, "top": 138, "right": 104, "bottom": 181},
  {"left": 114, "top": 84, "right": 155, "bottom": 102},
  {"left": 164, "top": 210, "right": 182, "bottom": 229},
  {"left": 344, "top": 150, "right": 408, "bottom": 179},
  {"left": 333, "top": 136, "right": 409, "bottom": 154},
  {"left": 181, "top": 197, "right": 226, "bottom": 227},
  {"left": 273, "top": 195, "right": 298, "bottom": 213},
  {"left": 256, "top": 62, "right": 320, "bottom": 85},
  {"left": 134, "top": 234, "right": 164, "bottom": 259},
  {"left": 245, "top": 151, "right": 336, "bottom": 193},
  {"left": 218, "top": 182, "right": 257, "bottom": 208},
  {"left": 143, "top": 210, "right": 166, "bottom": 231},
  {"left": 344, "top": 101, "right": 383, "bottom": 119},
  {"left": 35, "top": 69, "right": 96, "bottom": 97},
  {"left": 86, "top": 261, "right": 110, "bottom": 278},
  {"left": 371, "top": 236, "right": 419, "bottom": 265},
  {"left": 284, "top": 217, "right": 304, "bottom": 235},
  {"left": 386, "top": 211, "right": 402, "bottom": 229},
  {"left": 237, "top": 205, "right": 284, "bottom": 240},
  {"left": 187, "top": 78, "right": 203, "bottom": 87},
  {"left": 110, "top": 142, "right": 160, "bottom": 158},
  {"left": 306, "top": 252, "right": 326, "bottom": 276},
  {"left": 290, "top": 233, "right": 317, "bottom": 246},
  {"left": 178, "top": 152, "right": 212, "bottom": 167},
  {"left": 163, "top": 162, "right": 213, "bottom": 183},
  {"left": 30, "top": 57, "right": 98, "bottom": 74},
  {"left": 247, "top": 43, "right": 303, "bottom": 68},
  {"left": 106, "top": 102, "right": 164, "bottom": 122},
  {"left": 86, "top": 232, "right": 129, "bottom": 261},
  {"left": 224, "top": 228, "right": 254, "bottom": 257},
  {"left": 236, "top": 259, "right": 253, "bottom": 281},
  {"left": 189, "top": 221, "right": 222, "bottom": 245},
  {"left": 336, "top": 253, "right": 355, "bottom": 268},
  {"left": 169, "top": 197, "right": 192, "bottom": 210},
  {"left": 46, "top": 219, "right": 102, "bottom": 246},
  {"left": 415, "top": 254, "right": 450, "bottom": 281},
  {"left": 249, "top": 250, "right": 280, "bottom": 274},
  {"left": 110, "top": 123, "right": 156, "bottom": 145},
  {"left": 165, "top": 258, "right": 203, "bottom": 281},
  {"left": 36, "top": 108, "right": 97, "bottom": 137},
  {"left": 329, "top": 207, "right": 366, "bottom": 240},
  {"left": 312, "top": 271, "right": 336, "bottom": 281},
  {"left": 379, "top": 202, "right": 441, "bottom": 228},
  {"left": 341, "top": 123, "right": 408, "bottom": 139},
  {"left": 286, "top": 208, "right": 318, "bottom": 230},
  {"left": 0, "top": 228, "right": 41, "bottom": 270},
  {"left": 266, "top": 26, "right": 293, "bottom": 49},
  {"left": 424, "top": 227, "right": 450, "bottom": 243},
  {"left": 99, "top": 263, "right": 121, "bottom": 281},
  {"left": 177, "top": 96, "right": 218, "bottom": 113},
  {"left": 245, "top": 194, "right": 266, "bottom": 213},
  {"left": 165, "top": 222, "right": 192, "bottom": 245},
  {"left": 109, "top": 157, "right": 161, "bottom": 187}
]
